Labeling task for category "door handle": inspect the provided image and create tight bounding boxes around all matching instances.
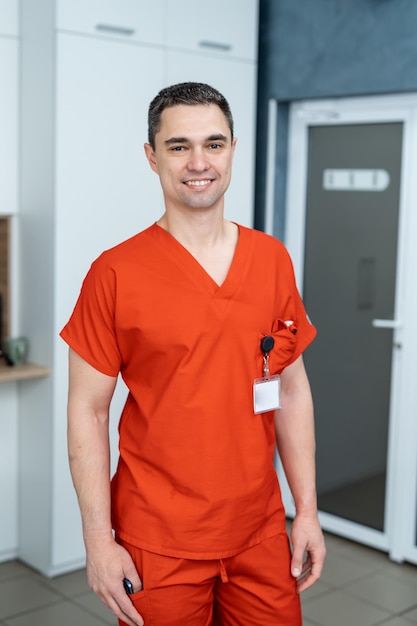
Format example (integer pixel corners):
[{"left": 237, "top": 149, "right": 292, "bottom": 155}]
[{"left": 372, "top": 319, "right": 402, "bottom": 330}]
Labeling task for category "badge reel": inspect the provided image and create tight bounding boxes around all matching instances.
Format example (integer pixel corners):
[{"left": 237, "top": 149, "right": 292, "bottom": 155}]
[{"left": 253, "top": 335, "right": 281, "bottom": 414}]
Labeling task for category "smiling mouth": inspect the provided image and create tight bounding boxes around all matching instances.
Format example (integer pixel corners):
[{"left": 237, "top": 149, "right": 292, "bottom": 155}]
[{"left": 184, "top": 179, "right": 213, "bottom": 187}]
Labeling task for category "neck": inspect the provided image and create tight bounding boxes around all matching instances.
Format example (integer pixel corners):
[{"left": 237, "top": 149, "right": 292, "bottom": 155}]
[
  {"left": 157, "top": 208, "right": 229, "bottom": 251},
  {"left": 156, "top": 209, "right": 239, "bottom": 287}
]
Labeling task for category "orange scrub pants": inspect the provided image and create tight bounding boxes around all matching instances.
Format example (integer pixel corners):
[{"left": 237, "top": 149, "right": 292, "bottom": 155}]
[{"left": 118, "top": 533, "right": 302, "bottom": 626}]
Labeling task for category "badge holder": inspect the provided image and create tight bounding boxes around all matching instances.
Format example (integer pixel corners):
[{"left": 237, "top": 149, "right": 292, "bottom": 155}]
[{"left": 253, "top": 335, "right": 281, "bottom": 414}]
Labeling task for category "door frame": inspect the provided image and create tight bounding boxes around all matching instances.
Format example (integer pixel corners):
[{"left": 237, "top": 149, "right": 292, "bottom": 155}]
[{"left": 276, "top": 93, "right": 417, "bottom": 564}]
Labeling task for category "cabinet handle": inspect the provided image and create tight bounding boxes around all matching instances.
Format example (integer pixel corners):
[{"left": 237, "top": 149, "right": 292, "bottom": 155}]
[
  {"left": 198, "top": 40, "right": 232, "bottom": 52},
  {"left": 96, "top": 24, "right": 135, "bottom": 36}
]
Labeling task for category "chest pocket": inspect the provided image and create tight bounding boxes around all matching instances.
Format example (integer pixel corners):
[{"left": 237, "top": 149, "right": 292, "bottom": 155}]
[{"left": 259, "top": 319, "right": 297, "bottom": 375}]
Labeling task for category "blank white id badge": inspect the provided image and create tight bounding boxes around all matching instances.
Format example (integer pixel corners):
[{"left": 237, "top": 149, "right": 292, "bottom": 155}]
[{"left": 253, "top": 375, "right": 281, "bottom": 414}]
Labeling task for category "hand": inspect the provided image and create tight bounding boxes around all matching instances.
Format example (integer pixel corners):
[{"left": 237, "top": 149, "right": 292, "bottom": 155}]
[
  {"left": 290, "top": 512, "right": 326, "bottom": 593},
  {"left": 84, "top": 531, "right": 144, "bottom": 626}
]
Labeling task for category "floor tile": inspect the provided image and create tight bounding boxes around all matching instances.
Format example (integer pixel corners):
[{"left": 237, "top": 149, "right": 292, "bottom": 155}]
[
  {"left": 381, "top": 617, "right": 415, "bottom": 626},
  {"left": 382, "top": 560, "right": 417, "bottom": 587},
  {"left": 301, "top": 578, "right": 333, "bottom": 602},
  {"left": 41, "top": 567, "right": 89, "bottom": 598},
  {"left": 319, "top": 549, "right": 377, "bottom": 587},
  {"left": 0, "top": 561, "right": 33, "bottom": 583},
  {"left": 303, "top": 589, "right": 391, "bottom": 626},
  {"left": 403, "top": 606, "right": 417, "bottom": 623},
  {"left": 74, "top": 590, "right": 117, "bottom": 623},
  {"left": 0, "top": 576, "right": 61, "bottom": 620},
  {"left": 3, "top": 600, "right": 112, "bottom": 626},
  {"left": 346, "top": 571, "right": 417, "bottom": 613}
]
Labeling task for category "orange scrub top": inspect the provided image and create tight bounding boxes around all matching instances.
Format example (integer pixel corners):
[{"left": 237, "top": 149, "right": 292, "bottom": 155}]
[{"left": 61, "top": 223, "right": 316, "bottom": 559}]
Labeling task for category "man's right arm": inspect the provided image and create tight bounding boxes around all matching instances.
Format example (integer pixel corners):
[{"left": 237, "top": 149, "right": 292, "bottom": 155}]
[{"left": 67, "top": 348, "right": 144, "bottom": 626}]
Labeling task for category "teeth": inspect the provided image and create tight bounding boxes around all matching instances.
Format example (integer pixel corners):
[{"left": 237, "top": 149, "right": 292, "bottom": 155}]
[{"left": 185, "top": 180, "right": 211, "bottom": 187}]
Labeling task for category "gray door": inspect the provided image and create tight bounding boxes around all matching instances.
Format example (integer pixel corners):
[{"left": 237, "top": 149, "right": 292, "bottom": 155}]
[{"left": 303, "top": 123, "right": 403, "bottom": 531}]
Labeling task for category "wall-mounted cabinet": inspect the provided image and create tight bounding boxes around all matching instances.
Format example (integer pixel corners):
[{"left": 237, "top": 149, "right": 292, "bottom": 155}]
[
  {"left": 55, "top": 0, "right": 259, "bottom": 60},
  {"left": 166, "top": 0, "right": 258, "bottom": 61},
  {"left": 56, "top": 0, "right": 165, "bottom": 46}
]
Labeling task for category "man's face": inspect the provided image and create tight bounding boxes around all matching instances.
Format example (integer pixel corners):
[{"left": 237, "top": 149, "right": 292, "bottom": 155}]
[{"left": 144, "top": 104, "right": 237, "bottom": 213}]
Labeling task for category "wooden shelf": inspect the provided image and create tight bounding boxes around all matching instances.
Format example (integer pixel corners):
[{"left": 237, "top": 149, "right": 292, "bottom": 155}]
[{"left": 0, "top": 359, "right": 50, "bottom": 383}]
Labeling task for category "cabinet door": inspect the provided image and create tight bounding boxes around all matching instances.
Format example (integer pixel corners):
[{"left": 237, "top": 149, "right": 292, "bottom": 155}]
[
  {"left": 167, "top": 51, "right": 257, "bottom": 227},
  {"left": 166, "top": 0, "right": 258, "bottom": 61},
  {"left": 55, "top": 33, "right": 165, "bottom": 318},
  {"left": 54, "top": 33, "right": 165, "bottom": 566},
  {"left": 0, "top": 38, "right": 18, "bottom": 214},
  {"left": 56, "top": 0, "right": 165, "bottom": 46},
  {"left": 0, "top": 385, "right": 18, "bottom": 560},
  {"left": 0, "top": 0, "right": 18, "bottom": 36}
]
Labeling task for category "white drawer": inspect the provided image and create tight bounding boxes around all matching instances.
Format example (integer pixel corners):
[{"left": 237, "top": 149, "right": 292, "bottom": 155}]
[
  {"left": 166, "top": 0, "right": 258, "bottom": 61},
  {"left": 56, "top": 0, "right": 165, "bottom": 47}
]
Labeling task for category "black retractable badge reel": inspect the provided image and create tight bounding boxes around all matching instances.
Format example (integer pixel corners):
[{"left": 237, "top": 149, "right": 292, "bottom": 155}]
[{"left": 253, "top": 335, "right": 281, "bottom": 414}]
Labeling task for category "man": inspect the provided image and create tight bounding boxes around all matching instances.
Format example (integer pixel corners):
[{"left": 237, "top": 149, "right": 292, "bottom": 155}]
[{"left": 61, "top": 82, "right": 325, "bottom": 626}]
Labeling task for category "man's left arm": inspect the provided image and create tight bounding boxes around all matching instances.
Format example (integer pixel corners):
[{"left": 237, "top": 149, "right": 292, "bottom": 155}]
[{"left": 274, "top": 354, "right": 326, "bottom": 592}]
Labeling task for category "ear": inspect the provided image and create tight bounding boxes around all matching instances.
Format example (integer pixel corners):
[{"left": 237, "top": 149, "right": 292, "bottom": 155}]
[
  {"left": 144, "top": 143, "right": 159, "bottom": 174},
  {"left": 231, "top": 136, "right": 237, "bottom": 158}
]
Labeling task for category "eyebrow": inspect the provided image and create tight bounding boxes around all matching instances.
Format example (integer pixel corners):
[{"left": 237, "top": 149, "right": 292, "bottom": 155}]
[{"left": 164, "top": 133, "right": 229, "bottom": 146}]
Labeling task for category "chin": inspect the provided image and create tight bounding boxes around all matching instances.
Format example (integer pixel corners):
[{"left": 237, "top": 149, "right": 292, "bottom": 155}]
[{"left": 182, "top": 194, "right": 223, "bottom": 211}]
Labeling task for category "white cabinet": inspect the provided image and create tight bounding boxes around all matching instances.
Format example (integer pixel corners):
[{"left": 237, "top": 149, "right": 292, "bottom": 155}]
[
  {"left": 0, "top": 0, "right": 19, "bottom": 36},
  {"left": 167, "top": 50, "right": 257, "bottom": 227},
  {"left": 56, "top": 0, "right": 165, "bottom": 46},
  {"left": 0, "top": 0, "right": 18, "bottom": 561},
  {"left": 166, "top": 0, "right": 258, "bottom": 61},
  {"left": 0, "top": 35, "right": 18, "bottom": 215},
  {"left": 19, "top": 28, "right": 166, "bottom": 575},
  {"left": 51, "top": 36, "right": 166, "bottom": 567},
  {"left": 0, "top": 385, "right": 18, "bottom": 561}
]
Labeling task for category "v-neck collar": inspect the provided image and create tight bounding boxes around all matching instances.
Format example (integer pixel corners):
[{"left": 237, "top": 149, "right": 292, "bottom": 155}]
[{"left": 152, "top": 222, "right": 251, "bottom": 300}]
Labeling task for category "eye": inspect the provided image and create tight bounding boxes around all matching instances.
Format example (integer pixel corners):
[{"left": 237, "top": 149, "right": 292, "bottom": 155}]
[
  {"left": 170, "top": 145, "right": 186, "bottom": 152},
  {"left": 209, "top": 143, "right": 223, "bottom": 150}
]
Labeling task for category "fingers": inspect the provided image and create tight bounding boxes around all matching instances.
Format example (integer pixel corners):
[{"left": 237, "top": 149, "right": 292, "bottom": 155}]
[
  {"left": 290, "top": 514, "right": 326, "bottom": 593},
  {"left": 96, "top": 580, "right": 144, "bottom": 626},
  {"left": 112, "top": 591, "right": 144, "bottom": 626},
  {"left": 295, "top": 555, "right": 318, "bottom": 593},
  {"left": 290, "top": 542, "right": 305, "bottom": 579},
  {"left": 291, "top": 541, "right": 326, "bottom": 593}
]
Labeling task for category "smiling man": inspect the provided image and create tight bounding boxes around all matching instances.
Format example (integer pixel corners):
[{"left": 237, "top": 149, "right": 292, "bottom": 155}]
[{"left": 61, "top": 82, "right": 325, "bottom": 626}]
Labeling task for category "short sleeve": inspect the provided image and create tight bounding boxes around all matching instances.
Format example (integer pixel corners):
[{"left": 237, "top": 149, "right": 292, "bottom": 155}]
[{"left": 60, "top": 255, "right": 122, "bottom": 377}]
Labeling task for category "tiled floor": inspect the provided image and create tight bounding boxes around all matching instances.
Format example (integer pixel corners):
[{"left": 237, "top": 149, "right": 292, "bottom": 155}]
[{"left": 0, "top": 532, "right": 416, "bottom": 625}]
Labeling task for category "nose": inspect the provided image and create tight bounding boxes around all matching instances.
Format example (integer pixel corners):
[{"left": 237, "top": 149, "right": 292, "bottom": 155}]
[{"left": 187, "top": 148, "right": 209, "bottom": 172}]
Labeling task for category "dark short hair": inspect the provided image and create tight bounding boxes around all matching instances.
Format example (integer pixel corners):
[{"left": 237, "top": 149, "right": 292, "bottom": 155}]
[{"left": 147, "top": 82, "right": 234, "bottom": 149}]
